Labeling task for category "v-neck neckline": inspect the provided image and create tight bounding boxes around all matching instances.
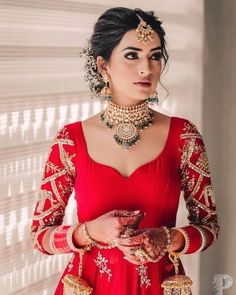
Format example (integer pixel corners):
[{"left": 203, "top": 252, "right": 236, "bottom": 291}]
[{"left": 79, "top": 116, "right": 173, "bottom": 180}]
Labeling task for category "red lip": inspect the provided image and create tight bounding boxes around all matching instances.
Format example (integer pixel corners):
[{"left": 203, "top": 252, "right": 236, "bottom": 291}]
[
  {"left": 134, "top": 81, "right": 151, "bottom": 88},
  {"left": 134, "top": 80, "right": 151, "bottom": 85}
]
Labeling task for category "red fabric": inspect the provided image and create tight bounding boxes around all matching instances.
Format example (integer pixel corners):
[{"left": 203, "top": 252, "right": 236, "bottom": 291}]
[{"left": 31, "top": 116, "right": 219, "bottom": 295}]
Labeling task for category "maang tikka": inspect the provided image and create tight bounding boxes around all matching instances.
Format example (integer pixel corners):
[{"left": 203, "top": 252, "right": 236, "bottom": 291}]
[
  {"left": 135, "top": 14, "right": 159, "bottom": 105},
  {"left": 136, "top": 14, "right": 154, "bottom": 45}
]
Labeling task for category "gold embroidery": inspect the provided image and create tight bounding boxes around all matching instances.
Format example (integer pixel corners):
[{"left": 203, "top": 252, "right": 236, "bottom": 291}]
[
  {"left": 94, "top": 251, "right": 112, "bottom": 282},
  {"left": 196, "top": 150, "right": 210, "bottom": 174},
  {"left": 36, "top": 189, "right": 56, "bottom": 212},
  {"left": 45, "top": 161, "right": 62, "bottom": 176},
  {"left": 31, "top": 125, "right": 77, "bottom": 251},
  {"left": 199, "top": 184, "right": 216, "bottom": 207},
  {"left": 179, "top": 120, "right": 220, "bottom": 251},
  {"left": 136, "top": 264, "right": 151, "bottom": 288},
  {"left": 56, "top": 126, "right": 70, "bottom": 139}
]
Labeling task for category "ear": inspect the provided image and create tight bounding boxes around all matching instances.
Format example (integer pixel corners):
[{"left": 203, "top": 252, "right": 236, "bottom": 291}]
[{"left": 96, "top": 56, "right": 109, "bottom": 77}]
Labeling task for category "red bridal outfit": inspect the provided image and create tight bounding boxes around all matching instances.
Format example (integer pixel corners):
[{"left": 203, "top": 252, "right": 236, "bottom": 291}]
[{"left": 31, "top": 116, "right": 219, "bottom": 294}]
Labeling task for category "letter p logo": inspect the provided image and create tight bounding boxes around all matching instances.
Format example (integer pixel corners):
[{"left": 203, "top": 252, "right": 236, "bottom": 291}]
[{"left": 213, "top": 274, "right": 233, "bottom": 295}]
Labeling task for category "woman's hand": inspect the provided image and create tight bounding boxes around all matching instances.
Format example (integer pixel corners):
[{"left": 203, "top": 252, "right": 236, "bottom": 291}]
[
  {"left": 85, "top": 209, "right": 144, "bottom": 245},
  {"left": 116, "top": 227, "right": 171, "bottom": 265}
]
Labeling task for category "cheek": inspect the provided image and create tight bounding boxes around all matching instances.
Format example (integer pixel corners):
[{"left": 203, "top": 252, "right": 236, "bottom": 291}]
[
  {"left": 110, "top": 60, "right": 129, "bottom": 75},
  {"left": 153, "top": 62, "right": 162, "bottom": 72},
  {"left": 111, "top": 62, "right": 134, "bottom": 82},
  {"left": 152, "top": 64, "right": 162, "bottom": 79}
]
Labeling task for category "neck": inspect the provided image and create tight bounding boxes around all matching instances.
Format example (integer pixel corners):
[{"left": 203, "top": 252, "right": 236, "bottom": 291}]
[{"left": 109, "top": 89, "right": 147, "bottom": 107}]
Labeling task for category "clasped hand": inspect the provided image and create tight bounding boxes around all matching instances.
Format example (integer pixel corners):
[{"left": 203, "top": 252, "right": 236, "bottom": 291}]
[
  {"left": 87, "top": 209, "right": 171, "bottom": 265},
  {"left": 116, "top": 227, "right": 170, "bottom": 265}
]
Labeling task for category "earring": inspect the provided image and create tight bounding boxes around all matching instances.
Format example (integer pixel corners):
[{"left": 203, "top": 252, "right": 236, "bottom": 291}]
[
  {"left": 147, "top": 90, "right": 159, "bottom": 105},
  {"left": 100, "top": 74, "right": 112, "bottom": 101}
]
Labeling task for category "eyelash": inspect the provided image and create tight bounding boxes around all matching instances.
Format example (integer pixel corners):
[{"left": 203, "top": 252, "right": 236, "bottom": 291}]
[{"left": 124, "top": 52, "right": 162, "bottom": 61}]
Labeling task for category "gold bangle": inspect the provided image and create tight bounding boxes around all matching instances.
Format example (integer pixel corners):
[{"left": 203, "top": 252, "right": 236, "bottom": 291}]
[
  {"left": 84, "top": 222, "right": 98, "bottom": 245},
  {"left": 83, "top": 222, "right": 115, "bottom": 250},
  {"left": 72, "top": 224, "right": 92, "bottom": 252}
]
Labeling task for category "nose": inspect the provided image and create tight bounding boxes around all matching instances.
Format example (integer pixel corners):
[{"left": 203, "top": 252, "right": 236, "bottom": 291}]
[{"left": 139, "top": 58, "right": 152, "bottom": 76}]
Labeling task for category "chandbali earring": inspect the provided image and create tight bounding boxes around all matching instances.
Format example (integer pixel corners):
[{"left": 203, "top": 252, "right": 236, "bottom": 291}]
[
  {"left": 147, "top": 90, "right": 159, "bottom": 105},
  {"left": 100, "top": 74, "right": 112, "bottom": 101}
]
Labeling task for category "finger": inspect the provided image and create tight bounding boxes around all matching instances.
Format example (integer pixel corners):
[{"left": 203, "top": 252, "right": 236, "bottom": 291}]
[
  {"left": 113, "top": 210, "right": 141, "bottom": 217},
  {"left": 117, "top": 213, "right": 144, "bottom": 228},
  {"left": 116, "top": 243, "right": 133, "bottom": 254},
  {"left": 118, "top": 232, "right": 145, "bottom": 246},
  {"left": 125, "top": 228, "right": 146, "bottom": 237},
  {"left": 116, "top": 244, "right": 140, "bottom": 259},
  {"left": 117, "top": 244, "right": 146, "bottom": 265},
  {"left": 123, "top": 247, "right": 147, "bottom": 265},
  {"left": 123, "top": 255, "right": 141, "bottom": 265}
]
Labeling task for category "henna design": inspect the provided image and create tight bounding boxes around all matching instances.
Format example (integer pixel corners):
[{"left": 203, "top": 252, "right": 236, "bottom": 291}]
[
  {"left": 116, "top": 212, "right": 144, "bottom": 232},
  {"left": 118, "top": 227, "right": 169, "bottom": 261},
  {"left": 113, "top": 210, "right": 140, "bottom": 217},
  {"left": 142, "top": 228, "right": 167, "bottom": 258},
  {"left": 117, "top": 244, "right": 145, "bottom": 265}
]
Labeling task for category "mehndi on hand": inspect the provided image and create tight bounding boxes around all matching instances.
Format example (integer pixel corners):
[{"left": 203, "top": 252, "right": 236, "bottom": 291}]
[{"left": 117, "top": 226, "right": 171, "bottom": 264}]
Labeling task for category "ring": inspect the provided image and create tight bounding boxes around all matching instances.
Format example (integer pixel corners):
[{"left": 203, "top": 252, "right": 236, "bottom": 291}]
[{"left": 134, "top": 248, "right": 148, "bottom": 262}]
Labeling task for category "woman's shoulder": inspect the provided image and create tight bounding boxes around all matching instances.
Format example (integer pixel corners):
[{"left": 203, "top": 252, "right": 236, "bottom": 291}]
[
  {"left": 152, "top": 111, "right": 193, "bottom": 129},
  {"left": 60, "top": 112, "right": 103, "bottom": 139},
  {"left": 152, "top": 112, "right": 201, "bottom": 141},
  {"left": 169, "top": 114, "right": 200, "bottom": 133}
]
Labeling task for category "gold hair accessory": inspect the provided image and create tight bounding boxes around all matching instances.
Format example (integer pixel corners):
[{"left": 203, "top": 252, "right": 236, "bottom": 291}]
[
  {"left": 161, "top": 251, "right": 193, "bottom": 295},
  {"left": 100, "top": 100, "right": 154, "bottom": 149},
  {"left": 136, "top": 14, "right": 154, "bottom": 44}
]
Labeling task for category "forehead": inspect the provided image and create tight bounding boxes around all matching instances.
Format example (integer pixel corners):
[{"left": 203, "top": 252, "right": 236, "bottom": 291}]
[{"left": 117, "top": 29, "right": 161, "bottom": 51}]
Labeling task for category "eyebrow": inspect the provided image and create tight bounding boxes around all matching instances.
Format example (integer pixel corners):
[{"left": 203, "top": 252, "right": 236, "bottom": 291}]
[{"left": 122, "top": 46, "right": 162, "bottom": 52}]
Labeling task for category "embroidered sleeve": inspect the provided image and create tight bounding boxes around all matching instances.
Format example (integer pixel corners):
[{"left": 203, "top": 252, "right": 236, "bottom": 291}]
[
  {"left": 30, "top": 125, "right": 80, "bottom": 255},
  {"left": 176, "top": 119, "right": 220, "bottom": 254}
]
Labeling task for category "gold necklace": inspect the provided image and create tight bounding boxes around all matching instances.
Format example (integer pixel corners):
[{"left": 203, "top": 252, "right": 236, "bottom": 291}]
[{"left": 100, "top": 100, "right": 154, "bottom": 149}]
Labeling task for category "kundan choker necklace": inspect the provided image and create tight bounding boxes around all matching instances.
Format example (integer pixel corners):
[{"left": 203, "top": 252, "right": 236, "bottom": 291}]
[{"left": 100, "top": 100, "right": 155, "bottom": 149}]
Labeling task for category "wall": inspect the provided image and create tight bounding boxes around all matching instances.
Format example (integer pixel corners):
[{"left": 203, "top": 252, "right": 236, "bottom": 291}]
[{"left": 201, "top": 1, "right": 236, "bottom": 294}]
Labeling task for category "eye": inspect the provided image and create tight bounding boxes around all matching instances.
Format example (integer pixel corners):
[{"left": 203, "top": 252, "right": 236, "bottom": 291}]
[
  {"left": 124, "top": 52, "right": 138, "bottom": 60},
  {"left": 150, "top": 52, "right": 162, "bottom": 61}
]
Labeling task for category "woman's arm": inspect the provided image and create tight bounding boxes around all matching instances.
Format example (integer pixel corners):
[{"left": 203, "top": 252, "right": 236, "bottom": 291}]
[
  {"left": 30, "top": 125, "right": 87, "bottom": 255},
  {"left": 174, "top": 119, "right": 220, "bottom": 254}
]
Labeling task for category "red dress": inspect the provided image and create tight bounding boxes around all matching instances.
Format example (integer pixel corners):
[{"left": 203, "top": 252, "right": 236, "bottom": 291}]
[{"left": 31, "top": 116, "right": 219, "bottom": 294}]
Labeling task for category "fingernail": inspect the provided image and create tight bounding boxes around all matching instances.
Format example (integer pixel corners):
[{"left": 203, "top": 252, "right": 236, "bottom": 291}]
[
  {"left": 134, "top": 210, "right": 140, "bottom": 214},
  {"left": 123, "top": 256, "right": 128, "bottom": 260}
]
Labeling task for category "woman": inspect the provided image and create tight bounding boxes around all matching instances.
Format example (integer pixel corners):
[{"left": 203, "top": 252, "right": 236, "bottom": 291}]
[{"left": 30, "top": 7, "right": 220, "bottom": 294}]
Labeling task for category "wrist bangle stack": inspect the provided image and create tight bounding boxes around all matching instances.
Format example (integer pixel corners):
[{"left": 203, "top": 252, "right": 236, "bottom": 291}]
[{"left": 83, "top": 222, "right": 115, "bottom": 250}]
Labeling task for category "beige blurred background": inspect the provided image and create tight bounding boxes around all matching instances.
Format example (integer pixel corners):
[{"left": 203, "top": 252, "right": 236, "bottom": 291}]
[{"left": 0, "top": 0, "right": 235, "bottom": 294}]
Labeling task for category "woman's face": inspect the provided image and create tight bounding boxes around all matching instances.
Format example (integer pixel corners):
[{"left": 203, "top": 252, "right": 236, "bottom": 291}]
[{"left": 97, "top": 29, "right": 162, "bottom": 106}]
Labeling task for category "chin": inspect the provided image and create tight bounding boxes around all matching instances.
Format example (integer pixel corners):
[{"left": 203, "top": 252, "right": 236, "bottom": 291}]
[{"left": 136, "top": 95, "right": 150, "bottom": 101}]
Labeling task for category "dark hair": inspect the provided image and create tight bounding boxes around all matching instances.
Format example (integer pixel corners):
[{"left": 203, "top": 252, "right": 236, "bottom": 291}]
[{"left": 80, "top": 7, "right": 169, "bottom": 98}]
